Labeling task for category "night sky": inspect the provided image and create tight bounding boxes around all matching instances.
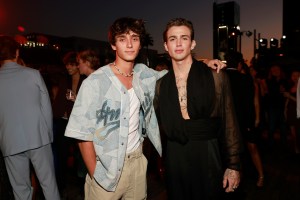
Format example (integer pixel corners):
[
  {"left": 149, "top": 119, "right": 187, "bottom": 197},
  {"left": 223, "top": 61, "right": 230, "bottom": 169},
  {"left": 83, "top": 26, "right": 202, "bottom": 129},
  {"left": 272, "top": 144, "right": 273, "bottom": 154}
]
[{"left": 0, "top": 0, "right": 282, "bottom": 62}]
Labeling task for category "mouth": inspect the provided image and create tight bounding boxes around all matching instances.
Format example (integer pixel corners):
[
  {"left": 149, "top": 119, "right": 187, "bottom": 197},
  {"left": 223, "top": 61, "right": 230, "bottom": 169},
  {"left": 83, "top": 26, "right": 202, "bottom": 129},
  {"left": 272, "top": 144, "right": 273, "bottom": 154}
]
[
  {"left": 175, "top": 49, "right": 184, "bottom": 54},
  {"left": 125, "top": 50, "right": 136, "bottom": 54}
]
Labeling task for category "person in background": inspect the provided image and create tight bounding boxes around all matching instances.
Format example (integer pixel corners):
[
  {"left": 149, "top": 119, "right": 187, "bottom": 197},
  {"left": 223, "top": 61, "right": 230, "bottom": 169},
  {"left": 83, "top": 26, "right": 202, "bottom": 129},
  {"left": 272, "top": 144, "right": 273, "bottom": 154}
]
[
  {"left": 157, "top": 18, "right": 241, "bottom": 200},
  {"left": 51, "top": 51, "right": 84, "bottom": 197},
  {"left": 265, "top": 65, "right": 289, "bottom": 148},
  {"left": 225, "top": 51, "right": 265, "bottom": 189},
  {"left": 297, "top": 76, "right": 300, "bottom": 119},
  {"left": 283, "top": 70, "right": 300, "bottom": 154},
  {"left": 77, "top": 49, "right": 101, "bottom": 77},
  {"left": 0, "top": 35, "right": 60, "bottom": 200},
  {"left": 0, "top": 55, "right": 28, "bottom": 199}
]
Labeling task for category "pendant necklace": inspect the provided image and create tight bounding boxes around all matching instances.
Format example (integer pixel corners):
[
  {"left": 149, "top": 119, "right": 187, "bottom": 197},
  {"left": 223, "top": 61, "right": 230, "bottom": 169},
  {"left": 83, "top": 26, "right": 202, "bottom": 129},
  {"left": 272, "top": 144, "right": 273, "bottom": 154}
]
[{"left": 113, "top": 62, "right": 134, "bottom": 77}]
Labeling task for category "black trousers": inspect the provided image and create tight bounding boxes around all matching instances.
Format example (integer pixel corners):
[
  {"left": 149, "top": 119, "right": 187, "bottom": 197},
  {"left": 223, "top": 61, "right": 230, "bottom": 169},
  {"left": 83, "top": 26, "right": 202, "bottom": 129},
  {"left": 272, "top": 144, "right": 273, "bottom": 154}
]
[{"left": 165, "top": 138, "right": 224, "bottom": 200}]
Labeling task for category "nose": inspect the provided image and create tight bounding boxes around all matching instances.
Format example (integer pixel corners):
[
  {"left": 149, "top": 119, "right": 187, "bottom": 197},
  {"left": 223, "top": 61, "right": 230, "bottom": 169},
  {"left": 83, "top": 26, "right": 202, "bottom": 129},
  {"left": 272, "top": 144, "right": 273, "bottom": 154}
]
[
  {"left": 176, "top": 39, "right": 182, "bottom": 46},
  {"left": 127, "top": 38, "right": 133, "bottom": 48}
]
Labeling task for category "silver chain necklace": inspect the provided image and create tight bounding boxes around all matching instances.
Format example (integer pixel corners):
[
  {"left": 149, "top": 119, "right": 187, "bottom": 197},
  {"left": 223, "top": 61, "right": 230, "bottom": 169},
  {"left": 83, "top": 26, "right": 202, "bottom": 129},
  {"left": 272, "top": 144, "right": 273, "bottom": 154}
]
[{"left": 113, "top": 62, "right": 134, "bottom": 77}]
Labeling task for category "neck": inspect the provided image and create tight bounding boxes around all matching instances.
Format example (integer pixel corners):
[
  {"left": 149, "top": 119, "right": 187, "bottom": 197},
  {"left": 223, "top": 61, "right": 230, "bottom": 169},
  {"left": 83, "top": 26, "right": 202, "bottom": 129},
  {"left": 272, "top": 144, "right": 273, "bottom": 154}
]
[
  {"left": 172, "top": 57, "right": 193, "bottom": 78},
  {"left": 85, "top": 68, "right": 95, "bottom": 76},
  {"left": 114, "top": 59, "right": 134, "bottom": 74},
  {"left": 113, "top": 59, "right": 134, "bottom": 77},
  {"left": 71, "top": 73, "right": 80, "bottom": 92},
  {"left": 72, "top": 72, "right": 80, "bottom": 81}
]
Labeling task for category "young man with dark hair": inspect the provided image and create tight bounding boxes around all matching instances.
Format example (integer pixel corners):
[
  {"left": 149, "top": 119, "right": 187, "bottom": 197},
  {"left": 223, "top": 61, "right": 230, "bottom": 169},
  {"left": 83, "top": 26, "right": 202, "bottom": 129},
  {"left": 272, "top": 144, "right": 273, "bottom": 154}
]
[
  {"left": 65, "top": 17, "right": 168, "bottom": 199},
  {"left": 65, "top": 17, "right": 224, "bottom": 199},
  {"left": 158, "top": 18, "right": 242, "bottom": 199}
]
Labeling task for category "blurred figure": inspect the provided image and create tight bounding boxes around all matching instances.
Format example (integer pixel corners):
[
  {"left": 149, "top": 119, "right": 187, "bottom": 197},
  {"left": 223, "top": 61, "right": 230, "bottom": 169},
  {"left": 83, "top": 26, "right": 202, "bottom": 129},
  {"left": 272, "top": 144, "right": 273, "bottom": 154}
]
[
  {"left": 297, "top": 76, "right": 300, "bottom": 119},
  {"left": 77, "top": 49, "right": 101, "bottom": 77},
  {"left": 0, "top": 35, "right": 60, "bottom": 199},
  {"left": 249, "top": 66, "right": 267, "bottom": 130},
  {"left": 225, "top": 51, "right": 265, "bottom": 188},
  {"left": 51, "top": 51, "right": 84, "bottom": 196},
  {"left": 284, "top": 70, "right": 300, "bottom": 154},
  {"left": 266, "top": 65, "right": 289, "bottom": 148}
]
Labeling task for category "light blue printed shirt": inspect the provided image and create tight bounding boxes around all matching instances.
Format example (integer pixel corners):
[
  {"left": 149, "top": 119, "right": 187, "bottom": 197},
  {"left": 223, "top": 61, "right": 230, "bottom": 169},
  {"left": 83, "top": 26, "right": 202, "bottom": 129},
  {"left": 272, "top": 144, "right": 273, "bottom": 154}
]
[{"left": 65, "top": 63, "right": 167, "bottom": 191}]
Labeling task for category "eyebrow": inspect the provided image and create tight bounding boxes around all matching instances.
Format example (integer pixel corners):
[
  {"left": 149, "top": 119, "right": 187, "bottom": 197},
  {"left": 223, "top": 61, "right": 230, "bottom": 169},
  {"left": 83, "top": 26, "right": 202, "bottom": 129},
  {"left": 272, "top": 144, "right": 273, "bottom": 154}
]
[
  {"left": 116, "top": 32, "right": 140, "bottom": 38},
  {"left": 168, "top": 34, "right": 190, "bottom": 39}
]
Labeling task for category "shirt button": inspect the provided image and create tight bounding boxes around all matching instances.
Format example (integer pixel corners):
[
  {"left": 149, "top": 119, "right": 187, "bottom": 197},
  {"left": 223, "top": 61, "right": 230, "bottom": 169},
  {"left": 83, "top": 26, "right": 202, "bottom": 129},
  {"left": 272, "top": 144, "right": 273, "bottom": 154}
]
[{"left": 121, "top": 142, "right": 124, "bottom": 145}]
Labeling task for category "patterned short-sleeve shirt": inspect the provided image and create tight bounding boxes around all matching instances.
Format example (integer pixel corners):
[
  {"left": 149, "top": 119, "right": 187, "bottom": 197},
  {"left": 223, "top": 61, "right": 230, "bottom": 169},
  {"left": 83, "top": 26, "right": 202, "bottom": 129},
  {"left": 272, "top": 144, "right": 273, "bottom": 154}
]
[{"left": 65, "top": 63, "right": 167, "bottom": 191}]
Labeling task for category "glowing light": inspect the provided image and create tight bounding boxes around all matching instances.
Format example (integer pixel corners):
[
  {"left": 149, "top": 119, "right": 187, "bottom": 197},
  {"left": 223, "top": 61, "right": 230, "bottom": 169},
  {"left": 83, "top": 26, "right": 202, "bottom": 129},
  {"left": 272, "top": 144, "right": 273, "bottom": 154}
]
[
  {"left": 218, "top": 25, "right": 228, "bottom": 29},
  {"left": 17, "top": 26, "right": 25, "bottom": 32}
]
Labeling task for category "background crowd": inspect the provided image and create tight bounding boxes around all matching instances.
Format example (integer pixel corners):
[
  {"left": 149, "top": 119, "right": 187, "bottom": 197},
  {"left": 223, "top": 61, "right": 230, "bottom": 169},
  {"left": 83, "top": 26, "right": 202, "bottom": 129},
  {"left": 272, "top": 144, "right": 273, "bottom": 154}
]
[{"left": 0, "top": 16, "right": 300, "bottom": 200}]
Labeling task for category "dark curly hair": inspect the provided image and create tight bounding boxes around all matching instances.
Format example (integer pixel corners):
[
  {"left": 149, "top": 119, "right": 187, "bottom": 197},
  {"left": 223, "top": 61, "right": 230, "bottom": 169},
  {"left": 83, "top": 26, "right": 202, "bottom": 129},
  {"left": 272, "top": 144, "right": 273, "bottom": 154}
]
[
  {"left": 163, "top": 18, "right": 194, "bottom": 42},
  {"left": 108, "top": 17, "right": 146, "bottom": 46}
]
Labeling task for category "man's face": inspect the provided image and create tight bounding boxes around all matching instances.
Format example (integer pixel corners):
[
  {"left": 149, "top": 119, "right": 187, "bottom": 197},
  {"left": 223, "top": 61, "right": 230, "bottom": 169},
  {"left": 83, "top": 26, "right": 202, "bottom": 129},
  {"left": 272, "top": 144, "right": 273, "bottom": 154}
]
[
  {"left": 77, "top": 58, "right": 90, "bottom": 76},
  {"left": 111, "top": 30, "right": 141, "bottom": 62},
  {"left": 65, "top": 63, "right": 79, "bottom": 76},
  {"left": 164, "top": 26, "right": 196, "bottom": 62}
]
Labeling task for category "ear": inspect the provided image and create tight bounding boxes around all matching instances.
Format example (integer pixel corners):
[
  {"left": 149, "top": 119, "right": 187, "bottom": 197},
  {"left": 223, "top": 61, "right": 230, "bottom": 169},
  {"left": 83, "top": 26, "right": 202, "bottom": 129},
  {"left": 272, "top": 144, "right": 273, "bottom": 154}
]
[
  {"left": 111, "top": 44, "right": 116, "bottom": 51},
  {"left": 191, "top": 40, "right": 196, "bottom": 50},
  {"left": 164, "top": 42, "right": 168, "bottom": 52}
]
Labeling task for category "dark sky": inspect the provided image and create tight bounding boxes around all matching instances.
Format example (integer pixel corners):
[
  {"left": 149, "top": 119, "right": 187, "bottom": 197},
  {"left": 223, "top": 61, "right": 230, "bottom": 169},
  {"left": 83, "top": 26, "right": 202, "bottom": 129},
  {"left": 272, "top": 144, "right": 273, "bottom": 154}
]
[{"left": 0, "top": 0, "right": 282, "bottom": 62}]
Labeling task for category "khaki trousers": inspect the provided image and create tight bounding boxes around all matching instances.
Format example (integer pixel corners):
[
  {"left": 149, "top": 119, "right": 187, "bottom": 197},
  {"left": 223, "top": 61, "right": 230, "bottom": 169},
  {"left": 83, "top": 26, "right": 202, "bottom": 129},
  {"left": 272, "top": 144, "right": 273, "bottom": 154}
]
[{"left": 85, "top": 144, "right": 147, "bottom": 200}]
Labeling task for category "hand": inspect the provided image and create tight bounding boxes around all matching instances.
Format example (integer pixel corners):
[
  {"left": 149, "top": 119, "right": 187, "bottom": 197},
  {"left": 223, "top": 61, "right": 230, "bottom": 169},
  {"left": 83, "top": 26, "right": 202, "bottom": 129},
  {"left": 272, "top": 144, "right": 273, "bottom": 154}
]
[
  {"left": 66, "top": 89, "right": 76, "bottom": 102},
  {"left": 203, "top": 59, "right": 226, "bottom": 73},
  {"left": 223, "top": 168, "right": 240, "bottom": 192}
]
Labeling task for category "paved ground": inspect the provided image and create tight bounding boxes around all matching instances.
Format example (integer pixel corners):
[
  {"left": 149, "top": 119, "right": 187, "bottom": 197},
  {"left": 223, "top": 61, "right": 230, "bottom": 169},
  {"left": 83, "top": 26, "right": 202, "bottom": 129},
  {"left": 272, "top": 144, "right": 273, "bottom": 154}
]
[
  {"left": 147, "top": 130, "right": 300, "bottom": 200},
  {"left": 62, "top": 130, "right": 300, "bottom": 200},
  {"left": 2, "top": 130, "right": 300, "bottom": 200}
]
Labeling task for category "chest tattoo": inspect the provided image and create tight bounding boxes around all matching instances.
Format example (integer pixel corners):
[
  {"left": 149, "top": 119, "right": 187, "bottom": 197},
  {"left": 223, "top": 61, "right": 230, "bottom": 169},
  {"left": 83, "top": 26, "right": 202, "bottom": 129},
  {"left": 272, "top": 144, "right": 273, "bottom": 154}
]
[{"left": 175, "top": 76, "right": 188, "bottom": 112}]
